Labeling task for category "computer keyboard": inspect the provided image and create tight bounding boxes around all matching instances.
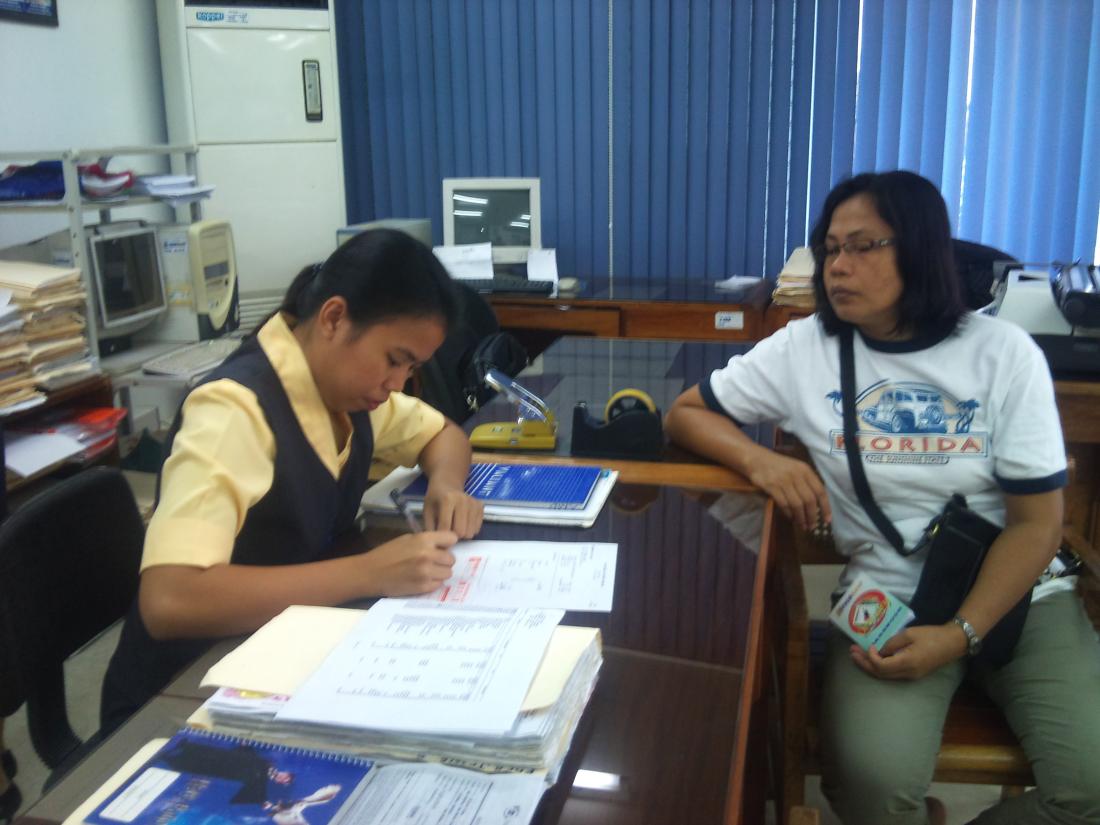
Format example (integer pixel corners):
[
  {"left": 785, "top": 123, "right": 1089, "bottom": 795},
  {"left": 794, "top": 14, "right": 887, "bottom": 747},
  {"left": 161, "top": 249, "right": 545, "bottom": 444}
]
[
  {"left": 462, "top": 275, "right": 555, "bottom": 295},
  {"left": 142, "top": 338, "right": 241, "bottom": 379}
]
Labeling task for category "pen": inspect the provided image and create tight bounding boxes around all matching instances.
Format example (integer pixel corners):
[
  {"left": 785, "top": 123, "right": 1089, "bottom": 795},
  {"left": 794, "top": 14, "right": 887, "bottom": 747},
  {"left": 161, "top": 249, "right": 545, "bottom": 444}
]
[{"left": 389, "top": 489, "right": 424, "bottom": 533}]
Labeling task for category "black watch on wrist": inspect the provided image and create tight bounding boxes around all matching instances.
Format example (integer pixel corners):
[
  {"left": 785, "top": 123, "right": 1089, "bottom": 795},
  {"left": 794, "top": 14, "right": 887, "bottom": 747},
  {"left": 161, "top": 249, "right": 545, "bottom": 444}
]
[{"left": 952, "top": 615, "right": 982, "bottom": 657}]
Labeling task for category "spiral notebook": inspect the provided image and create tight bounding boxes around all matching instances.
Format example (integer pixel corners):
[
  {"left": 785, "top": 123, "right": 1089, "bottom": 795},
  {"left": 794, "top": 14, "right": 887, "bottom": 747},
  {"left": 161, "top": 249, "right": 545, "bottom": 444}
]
[
  {"left": 401, "top": 463, "right": 603, "bottom": 510},
  {"left": 363, "top": 464, "right": 618, "bottom": 528},
  {"left": 83, "top": 728, "right": 374, "bottom": 825},
  {"left": 75, "top": 728, "right": 547, "bottom": 825}
]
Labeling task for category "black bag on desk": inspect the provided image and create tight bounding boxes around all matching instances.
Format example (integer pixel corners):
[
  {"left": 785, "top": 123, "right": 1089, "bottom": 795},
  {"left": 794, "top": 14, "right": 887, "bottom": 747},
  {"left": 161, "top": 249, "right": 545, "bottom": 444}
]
[{"left": 838, "top": 327, "right": 1029, "bottom": 667}]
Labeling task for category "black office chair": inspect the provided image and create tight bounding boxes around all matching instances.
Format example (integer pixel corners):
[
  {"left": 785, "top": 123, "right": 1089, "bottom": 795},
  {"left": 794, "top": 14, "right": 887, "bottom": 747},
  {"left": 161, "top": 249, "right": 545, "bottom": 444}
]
[
  {"left": 0, "top": 467, "right": 143, "bottom": 778},
  {"left": 953, "top": 238, "right": 1017, "bottom": 310},
  {"left": 413, "top": 281, "right": 527, "bottom": 423}
]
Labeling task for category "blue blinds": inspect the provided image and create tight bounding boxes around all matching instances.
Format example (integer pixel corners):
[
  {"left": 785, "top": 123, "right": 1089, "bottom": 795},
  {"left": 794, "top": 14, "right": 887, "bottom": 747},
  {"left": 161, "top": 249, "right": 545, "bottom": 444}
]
[
  {"left": 337, "top": 0, "right": 1100, "bottom": 283},
  {"left": 335, "top": 0, "right": 610, "bottom": 280}
]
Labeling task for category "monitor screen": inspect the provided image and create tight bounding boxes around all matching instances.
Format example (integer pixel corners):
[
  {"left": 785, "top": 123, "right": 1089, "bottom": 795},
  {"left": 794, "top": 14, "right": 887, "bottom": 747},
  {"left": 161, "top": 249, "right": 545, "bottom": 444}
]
[
  {"left": 89, "top": 225, "right": 167, "bottom": 331},
  {"left": 442, "top": 178, "right": 541, "bottom": 265},
  {"left": 452, "top": 189, "right": 532, "bottom": 247}
]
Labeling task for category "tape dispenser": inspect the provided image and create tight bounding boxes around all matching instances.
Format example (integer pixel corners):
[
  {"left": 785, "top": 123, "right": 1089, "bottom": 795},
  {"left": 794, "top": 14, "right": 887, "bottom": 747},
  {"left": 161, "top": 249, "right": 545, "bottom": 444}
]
[
  {"left": 571, "top": 388, "right": 663, "bottom": 460},
  {"left": 469, "top": 368, "right": 557, "bottom": 450}
]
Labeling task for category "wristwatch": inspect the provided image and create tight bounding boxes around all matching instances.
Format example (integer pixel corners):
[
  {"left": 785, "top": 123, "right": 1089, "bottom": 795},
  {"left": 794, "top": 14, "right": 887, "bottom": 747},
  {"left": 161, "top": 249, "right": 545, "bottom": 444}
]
[{"left": 952, "top": 615, "right": 983, "bottom": 657}]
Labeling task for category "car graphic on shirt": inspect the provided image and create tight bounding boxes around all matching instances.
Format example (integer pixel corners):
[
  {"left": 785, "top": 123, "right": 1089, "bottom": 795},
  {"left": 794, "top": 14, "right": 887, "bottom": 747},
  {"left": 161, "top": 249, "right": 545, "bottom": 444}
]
[
  {"left": 861, "top": 386, "right": 947, "bottom": 433},
  {"left": 826, "top": 381, "right": 982, "bottom": 436}
]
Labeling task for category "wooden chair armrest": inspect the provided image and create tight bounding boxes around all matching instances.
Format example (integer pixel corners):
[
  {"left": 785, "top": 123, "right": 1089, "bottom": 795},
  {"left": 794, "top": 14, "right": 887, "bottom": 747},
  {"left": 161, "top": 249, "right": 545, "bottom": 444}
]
[{"left": 1061, "top": 526, "right": 1100, "bottom": 580}]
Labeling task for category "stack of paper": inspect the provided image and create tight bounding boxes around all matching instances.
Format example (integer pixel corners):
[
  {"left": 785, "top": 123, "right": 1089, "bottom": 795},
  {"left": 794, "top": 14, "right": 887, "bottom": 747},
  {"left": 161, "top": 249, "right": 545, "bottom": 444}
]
[
  {"left": 362, "top": 464, "right": 619, "bottom": 528},
  {"left": 0, "top": 286, "right": 41, "bottom": 412},
  {"left": 771, "top": 245, "right": 817, "bottom": 309},
  {"left": 132, "top": 174, "right": 215, "bottom": 204},
  {"left": 190, "top": 602, "right": 603, "bottom": 782},
  {"left": 0, "top": 261, "right": 94, "bottom": 394},
  {"left": 63, "top": 731, "right": 547, "bottom": 825}
]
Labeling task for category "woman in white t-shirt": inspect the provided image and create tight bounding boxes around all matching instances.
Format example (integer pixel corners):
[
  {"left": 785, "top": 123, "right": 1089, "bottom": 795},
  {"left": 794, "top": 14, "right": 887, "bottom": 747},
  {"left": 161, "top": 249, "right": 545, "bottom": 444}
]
[{"left": 667, "top": 171, "right": 1100, "bottom": 825}]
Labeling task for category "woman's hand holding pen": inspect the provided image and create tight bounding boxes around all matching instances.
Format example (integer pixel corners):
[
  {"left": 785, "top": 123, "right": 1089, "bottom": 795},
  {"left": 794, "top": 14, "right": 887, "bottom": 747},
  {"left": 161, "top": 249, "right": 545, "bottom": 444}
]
[
  {"left": 423, "top": 484, "right": 484, "bottom": 538},
  {"left": 359, "top": 531, "right": 458, "bottom": 596}
]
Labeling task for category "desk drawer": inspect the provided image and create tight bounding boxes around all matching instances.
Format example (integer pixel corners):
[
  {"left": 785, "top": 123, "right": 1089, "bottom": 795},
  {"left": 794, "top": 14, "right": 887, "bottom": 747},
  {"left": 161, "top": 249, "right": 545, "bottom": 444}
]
[
  {"left": 493, "top": 303, "right": 620, "bottom": 336},
  {"left": 621, "top": 302, "right": 762, "bottom": 341}
]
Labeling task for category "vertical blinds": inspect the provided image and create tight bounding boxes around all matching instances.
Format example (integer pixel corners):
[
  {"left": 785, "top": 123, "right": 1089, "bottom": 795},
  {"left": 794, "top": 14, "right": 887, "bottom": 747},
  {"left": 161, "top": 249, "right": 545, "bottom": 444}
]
[{"left": 337, "top": 0, "right": 1100, "bottom": 283}]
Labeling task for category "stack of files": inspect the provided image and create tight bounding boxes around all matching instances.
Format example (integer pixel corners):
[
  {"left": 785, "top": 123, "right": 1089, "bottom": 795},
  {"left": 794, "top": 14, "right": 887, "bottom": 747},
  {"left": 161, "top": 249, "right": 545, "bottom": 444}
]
[
  {"left": 0, "top": 260, "right": 86, "bottom": 312},
  {"left": 62, "top": 729, "right": 547, "bottom": 825},
  {"left": 362, "top": 462, "right": 618, "bottom": 527},
  {"left": 0, "top": 287, "right": 42, "bottom": 412},
  {"left": 189, "top": 602, "right": 603, "bottom": 783},
  {"left": 132, "top": 174, "right": 215, "bottom": 204},
  {"left": 0, "top": 261, "right": 94, "bottom": 393},
  {"left": 772, "top": 245, "right": 817, "bottom": 309}
]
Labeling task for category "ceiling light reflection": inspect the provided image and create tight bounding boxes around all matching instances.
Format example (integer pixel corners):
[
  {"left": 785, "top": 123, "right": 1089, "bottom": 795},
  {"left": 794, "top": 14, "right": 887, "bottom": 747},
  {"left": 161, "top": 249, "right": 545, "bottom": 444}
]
[{"left": 572, "top": 770, "right": 622, "bottom": 792}]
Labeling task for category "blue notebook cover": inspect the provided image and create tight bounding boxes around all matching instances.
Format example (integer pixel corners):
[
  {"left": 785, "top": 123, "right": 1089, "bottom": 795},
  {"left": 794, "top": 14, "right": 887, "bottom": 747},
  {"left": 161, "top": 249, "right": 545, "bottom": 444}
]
[
  {"left": 85, "top": 729, "right": 374, "bottom": 825},
  {"left": 402, "top": 463, "right": 603, "bottom": 510}
]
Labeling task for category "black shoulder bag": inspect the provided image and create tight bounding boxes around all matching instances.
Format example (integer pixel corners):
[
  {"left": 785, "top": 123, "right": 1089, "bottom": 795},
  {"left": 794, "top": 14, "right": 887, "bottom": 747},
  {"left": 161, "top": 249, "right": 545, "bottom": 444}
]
[{"left": 838, "top": 326, "right": 1029, "bottom": 667}]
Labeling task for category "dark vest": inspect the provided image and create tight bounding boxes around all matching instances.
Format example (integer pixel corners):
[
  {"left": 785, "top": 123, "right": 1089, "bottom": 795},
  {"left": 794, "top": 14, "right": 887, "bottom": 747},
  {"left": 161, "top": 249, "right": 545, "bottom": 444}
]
[{"left": 101, "top": 336, "right": 375, "bottom": 733}]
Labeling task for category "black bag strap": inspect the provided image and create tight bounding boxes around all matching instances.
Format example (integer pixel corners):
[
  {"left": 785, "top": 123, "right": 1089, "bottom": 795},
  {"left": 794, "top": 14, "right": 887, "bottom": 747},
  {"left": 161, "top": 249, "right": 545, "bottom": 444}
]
[{"left": 839, "top": 326, "right": 912, "bottom": 556}]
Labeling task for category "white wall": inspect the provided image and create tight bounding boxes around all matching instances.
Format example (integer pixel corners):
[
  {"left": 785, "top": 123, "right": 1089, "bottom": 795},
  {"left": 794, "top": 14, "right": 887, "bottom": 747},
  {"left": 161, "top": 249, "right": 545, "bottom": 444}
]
[{"left": 0, "top": 0, "right": 168, "bottom": 247}]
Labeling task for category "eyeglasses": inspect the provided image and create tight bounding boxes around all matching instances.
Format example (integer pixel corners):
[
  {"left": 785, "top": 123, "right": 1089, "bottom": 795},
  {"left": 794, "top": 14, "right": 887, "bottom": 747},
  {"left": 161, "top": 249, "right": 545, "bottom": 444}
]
[{"left": 815, "top": 238, "right": 896, "bottom": 260}]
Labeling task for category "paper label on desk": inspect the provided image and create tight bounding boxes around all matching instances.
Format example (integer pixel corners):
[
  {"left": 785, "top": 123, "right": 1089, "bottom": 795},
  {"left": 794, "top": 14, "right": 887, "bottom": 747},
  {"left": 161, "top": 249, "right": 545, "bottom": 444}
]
[
  {"left": 526, "top": 248, "right": 559, "bottom": 283},
  {"left": 417, "top": 540, "right": 617, "bottom": 611},
  {"left": 432, "top": 243, "right": 494, "bottom": 280},
  {"left": 276, "top": 600, "right": 563, "bottom": 736}
]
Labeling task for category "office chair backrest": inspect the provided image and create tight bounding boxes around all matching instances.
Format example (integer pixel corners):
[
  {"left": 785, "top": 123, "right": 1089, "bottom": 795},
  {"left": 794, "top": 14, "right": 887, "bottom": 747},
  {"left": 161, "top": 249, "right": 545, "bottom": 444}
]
[
  {"left": 953, "top": 238, "right": 1017, "bottom": 310},
  {"left": 414, "top": 281, "right": 528, "bottom": 423},
  {"left": 0, "top": 466, "right": 144, "bottom": 770}
]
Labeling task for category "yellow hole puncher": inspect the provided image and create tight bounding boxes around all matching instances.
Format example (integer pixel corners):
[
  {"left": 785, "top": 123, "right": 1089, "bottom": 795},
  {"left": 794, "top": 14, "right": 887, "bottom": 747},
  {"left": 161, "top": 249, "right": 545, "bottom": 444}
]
[{"left": 469, "top": 368, "right": 557, "bottom": 450}]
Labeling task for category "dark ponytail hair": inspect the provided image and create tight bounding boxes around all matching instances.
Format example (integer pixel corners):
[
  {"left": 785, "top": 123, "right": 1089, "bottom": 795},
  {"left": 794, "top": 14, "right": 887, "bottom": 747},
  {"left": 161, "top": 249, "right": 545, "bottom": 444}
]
[{"left": 278, "top": 228, "right": 457, "bottom": 332}]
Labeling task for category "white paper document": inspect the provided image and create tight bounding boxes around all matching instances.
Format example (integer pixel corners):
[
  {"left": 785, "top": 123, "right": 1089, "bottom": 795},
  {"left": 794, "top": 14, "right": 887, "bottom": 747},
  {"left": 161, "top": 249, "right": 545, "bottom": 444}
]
[
  {"left": 432, "top": 243, "right": 494, "bottom": 280},
  {"left": 4, "top": 431, "right": 85, "bottom": 477},
  {"left": 347, "top": 762, "right": 546, "bottom": 825},
  {"left": 525, "top": 248, "right": 559, "bottom": 284},
  {"left": 418, "top": 540, "right": 617, "bottom": 612},
  {"left": 276, "top": 600, "right": 564, "bottom": 737},
  {"left": 713, "top": 274, "right": 763, "bottom": 291}
]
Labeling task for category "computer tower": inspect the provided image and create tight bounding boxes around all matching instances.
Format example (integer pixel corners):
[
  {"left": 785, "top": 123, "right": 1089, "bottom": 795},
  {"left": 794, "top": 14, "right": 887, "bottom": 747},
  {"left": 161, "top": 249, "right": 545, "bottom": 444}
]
[{"left": 140, "top": 221, "right": 240, "bottom": 343}]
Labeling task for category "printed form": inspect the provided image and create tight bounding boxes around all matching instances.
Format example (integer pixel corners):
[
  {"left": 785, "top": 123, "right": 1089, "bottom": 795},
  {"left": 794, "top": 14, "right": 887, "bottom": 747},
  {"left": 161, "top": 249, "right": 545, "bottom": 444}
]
[
  {"left": 417, "top": 540, "right": 617, "bottom": 612},
  {"left": 345, "top": 763, "right": 546, "bottom": 825},
  {"left": 276, "top": 600, "right": 563, "bottom": 737}
]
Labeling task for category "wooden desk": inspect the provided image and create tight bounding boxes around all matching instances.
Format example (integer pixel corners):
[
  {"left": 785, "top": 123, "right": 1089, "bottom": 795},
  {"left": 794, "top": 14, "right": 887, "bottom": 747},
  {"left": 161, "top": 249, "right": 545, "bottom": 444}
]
[
  {"left": 25, "top": 486, "right": 775, "bottom": 825},
  {"left": 490, "top": 278, "right": 772, "bottom": 343},
  {"left": 1053, "top": 378, "right": 1100, "bottom": 545},
  {"left": 466, "top": 336, "right": 765, "bottom": 491}
]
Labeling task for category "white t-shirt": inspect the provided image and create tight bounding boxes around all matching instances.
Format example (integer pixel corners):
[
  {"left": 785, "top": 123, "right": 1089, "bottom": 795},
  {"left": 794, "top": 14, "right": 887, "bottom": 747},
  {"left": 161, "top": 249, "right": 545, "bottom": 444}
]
[{"left": 703, "top": 313, "right": 1068, "bottom": 601}]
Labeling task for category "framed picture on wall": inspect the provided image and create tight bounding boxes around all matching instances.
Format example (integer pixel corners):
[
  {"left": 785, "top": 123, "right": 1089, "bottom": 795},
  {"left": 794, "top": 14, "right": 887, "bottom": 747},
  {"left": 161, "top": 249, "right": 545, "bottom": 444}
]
[{"left": 0, "top": 0, "right": 58, "bottom": 27}]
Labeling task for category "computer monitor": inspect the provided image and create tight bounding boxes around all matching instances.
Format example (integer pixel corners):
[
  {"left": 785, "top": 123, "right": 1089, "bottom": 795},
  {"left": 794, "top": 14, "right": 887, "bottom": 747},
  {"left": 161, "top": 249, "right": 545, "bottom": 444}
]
[
  {"left": 441, "top": 178, "right": 541, "bottom": 265},
  {"left": 88, "top": 223, "right": 168, "bottom": 352},
  {"left": 337, "top": 218, "right": 432, "bottom": 250}
]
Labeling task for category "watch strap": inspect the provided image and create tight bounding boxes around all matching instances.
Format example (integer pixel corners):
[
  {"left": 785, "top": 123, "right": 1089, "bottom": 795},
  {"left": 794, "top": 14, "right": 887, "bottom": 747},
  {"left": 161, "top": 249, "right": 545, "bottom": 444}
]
[{"left": 952, "top": 615, "right": 982, "bottom": 656}]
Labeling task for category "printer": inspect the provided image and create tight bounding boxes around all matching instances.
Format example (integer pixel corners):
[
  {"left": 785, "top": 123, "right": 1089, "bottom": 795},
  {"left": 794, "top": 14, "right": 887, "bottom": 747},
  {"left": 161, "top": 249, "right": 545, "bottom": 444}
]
[{"left": 989, "top": 264, "right": 1100, "bottom": 375}]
